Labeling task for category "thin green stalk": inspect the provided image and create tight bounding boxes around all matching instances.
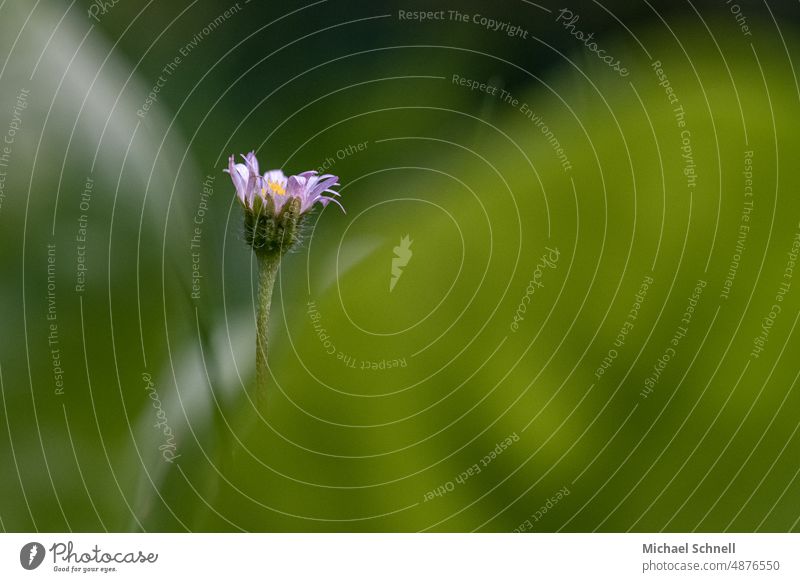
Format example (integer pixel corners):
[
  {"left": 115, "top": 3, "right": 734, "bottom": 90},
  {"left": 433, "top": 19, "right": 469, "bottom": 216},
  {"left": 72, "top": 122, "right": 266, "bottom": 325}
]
[{"left": 255, "top": 250, "right": 281, "bottom": 402}]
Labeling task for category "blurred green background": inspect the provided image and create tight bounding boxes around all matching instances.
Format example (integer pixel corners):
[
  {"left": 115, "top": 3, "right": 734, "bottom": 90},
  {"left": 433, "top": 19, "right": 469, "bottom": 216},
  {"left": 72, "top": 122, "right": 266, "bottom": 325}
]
[{"left": 1, "top": 0, "right": 799, "bottom": 532}]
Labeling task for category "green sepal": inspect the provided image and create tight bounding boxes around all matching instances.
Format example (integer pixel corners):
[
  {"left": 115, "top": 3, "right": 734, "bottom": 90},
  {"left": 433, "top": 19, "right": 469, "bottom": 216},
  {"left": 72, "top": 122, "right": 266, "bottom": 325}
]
[{"left": 244, "top": 196, "right": 303, "bottom": 257}]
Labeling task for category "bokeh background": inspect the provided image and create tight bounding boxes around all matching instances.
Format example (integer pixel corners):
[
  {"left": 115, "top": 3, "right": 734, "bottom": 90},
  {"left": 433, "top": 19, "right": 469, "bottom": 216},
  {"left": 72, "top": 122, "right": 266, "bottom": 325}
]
[{"left": 0, "top": 0, "right": 799, "bottom": 532}]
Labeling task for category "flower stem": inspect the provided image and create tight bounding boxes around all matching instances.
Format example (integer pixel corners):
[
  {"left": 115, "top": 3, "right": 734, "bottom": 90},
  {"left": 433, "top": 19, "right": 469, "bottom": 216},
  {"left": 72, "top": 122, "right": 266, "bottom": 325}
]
[{"left": 255, "top": 249, "right": 281, "bottom": 403}]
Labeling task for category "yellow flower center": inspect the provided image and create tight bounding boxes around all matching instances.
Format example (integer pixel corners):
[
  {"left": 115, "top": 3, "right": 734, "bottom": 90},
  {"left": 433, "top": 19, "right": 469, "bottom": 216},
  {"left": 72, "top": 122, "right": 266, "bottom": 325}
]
[{"left": 263, "top": 180, "right": 286, "bottom": 196}]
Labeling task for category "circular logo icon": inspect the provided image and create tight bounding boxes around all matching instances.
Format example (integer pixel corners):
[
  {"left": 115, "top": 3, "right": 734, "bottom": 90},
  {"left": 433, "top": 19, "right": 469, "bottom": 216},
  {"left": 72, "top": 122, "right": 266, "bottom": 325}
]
[{"left": 19, "top": 542, "right": 45, "bottom": 570}]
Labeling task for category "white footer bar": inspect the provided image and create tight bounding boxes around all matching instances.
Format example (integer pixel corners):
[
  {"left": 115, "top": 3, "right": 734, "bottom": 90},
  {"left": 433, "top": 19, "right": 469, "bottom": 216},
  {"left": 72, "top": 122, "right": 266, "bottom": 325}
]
[{"left": 1, "top": 533, "right": 797, "bottom": 581}]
